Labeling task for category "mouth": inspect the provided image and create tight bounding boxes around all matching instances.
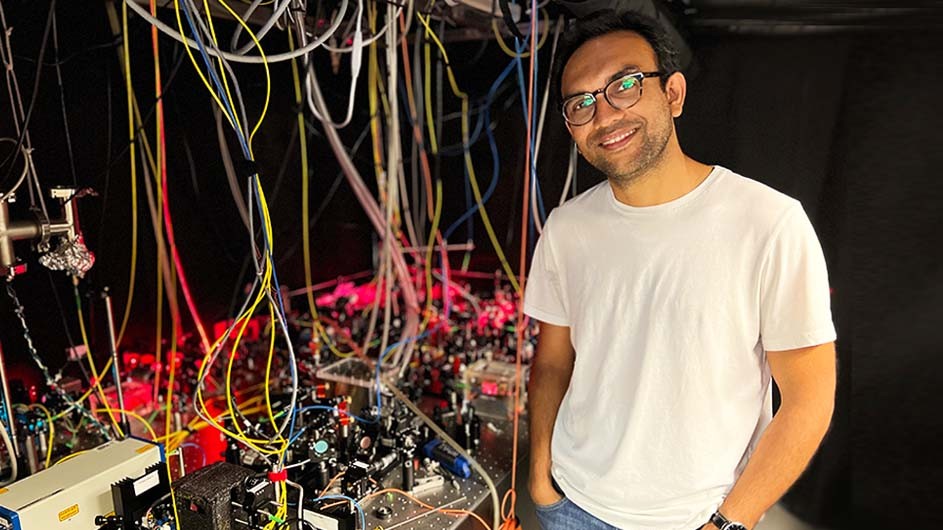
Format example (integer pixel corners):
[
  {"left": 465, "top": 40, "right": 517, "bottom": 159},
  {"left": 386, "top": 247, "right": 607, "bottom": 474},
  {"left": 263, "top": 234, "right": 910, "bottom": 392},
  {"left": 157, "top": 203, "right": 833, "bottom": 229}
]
[{"left": 598, "top": 127, "right": 640, "bottom": 151}]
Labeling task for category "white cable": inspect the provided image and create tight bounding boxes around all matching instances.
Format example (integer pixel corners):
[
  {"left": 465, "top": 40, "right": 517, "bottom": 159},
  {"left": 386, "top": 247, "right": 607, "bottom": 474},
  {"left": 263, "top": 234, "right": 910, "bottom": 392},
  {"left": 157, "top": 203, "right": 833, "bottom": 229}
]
[
  {"left": 529, "top": 16, "right": 564, "bottom": 234},
  {"left": 320, "top": 1, "right": 410, "bottom": 53},
  {"left": 230, "top": 0, "right": 293, "bottom": 55},
  {"left": 122, "top": 0, "right": 348, "bottom": 63},
  {"left": 0, "top": 418, "right": 18, "bottom": 487},
  {"left": 300, "top": 20, "right": 422, "bottom": 373},
  {"left": 304, "top": 0, "right": 364, "bottom": 128},
  {"left": 559, "top": 141, "right": 577, "bottom": 206},
  {"left": 386, "top": 383, "right": 501, "bottom": 530}
]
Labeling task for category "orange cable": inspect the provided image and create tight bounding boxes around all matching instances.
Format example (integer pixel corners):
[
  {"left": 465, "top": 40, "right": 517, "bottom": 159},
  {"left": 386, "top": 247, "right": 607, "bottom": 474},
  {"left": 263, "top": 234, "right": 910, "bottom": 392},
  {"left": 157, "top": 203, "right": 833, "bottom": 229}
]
[{"left": 502, "top": 1, "right": 539, "bottom": 525}]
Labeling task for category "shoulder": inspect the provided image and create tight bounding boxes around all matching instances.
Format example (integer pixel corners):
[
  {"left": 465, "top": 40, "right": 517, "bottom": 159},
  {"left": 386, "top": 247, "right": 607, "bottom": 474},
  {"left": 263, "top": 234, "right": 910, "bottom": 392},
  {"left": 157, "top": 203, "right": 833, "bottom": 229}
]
[
  {"left": 709, "top": 166, "right": 803, "bottom": 232},
  {"left": 545, "top": 181, "right": 610, "bottom": 228}
]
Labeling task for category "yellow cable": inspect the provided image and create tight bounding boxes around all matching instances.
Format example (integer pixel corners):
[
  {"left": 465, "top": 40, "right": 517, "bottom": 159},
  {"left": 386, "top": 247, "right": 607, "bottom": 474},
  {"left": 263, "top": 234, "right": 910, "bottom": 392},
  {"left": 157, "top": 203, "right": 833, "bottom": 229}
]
[
  {"left": 415, "top": 12, "right": 522, "bottom": 293},
  {"left": 202, "top": 0, "right": 247, "bottom": 142},
  {"left": 491, "top": 9, "right": 550, "bottom": 59},
  {"left": 423, "top": 37, "right": 437, "bottom": 154},
  {"left": 170, "top": 0, "right": 284, "bottom": 457},
  {"left": 28, "top": 404, "right": 54, "bottom": 468},
  {"left": 173, "top": 0, "right": 238, "bottom": 131},
  {"left": 290, "top": 28, "right": 356, "bottom": 360},
  {"left": 50, "top": 365, "right": 103, "bottom": 421},
  {"left": 95, "top": 407, "right": 158, "bottom": 440},
  {"left": 115, "top": 0, "right": 139, "bottom": 349},
  {"left": 53, "top": 449, "right": 90, "bottom": 467},
  {"left": 262, "top": 304, "right": 284, "bottom": 440},
  {"left": 424, "top": 181, "right": 443, "bottom": 319},
  {"left": 74, "top": 282, "right": 125, "bottom": 436},
  {"left": 213, "top": 0, "right": 271, "bottom": 150}
]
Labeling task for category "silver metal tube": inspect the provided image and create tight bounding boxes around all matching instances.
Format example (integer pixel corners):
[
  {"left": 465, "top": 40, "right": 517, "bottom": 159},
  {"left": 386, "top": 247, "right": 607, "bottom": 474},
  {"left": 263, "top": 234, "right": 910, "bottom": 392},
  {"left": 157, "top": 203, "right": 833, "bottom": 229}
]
[{"left": 102, "top": 289, "right": 127, "bottom": 430}]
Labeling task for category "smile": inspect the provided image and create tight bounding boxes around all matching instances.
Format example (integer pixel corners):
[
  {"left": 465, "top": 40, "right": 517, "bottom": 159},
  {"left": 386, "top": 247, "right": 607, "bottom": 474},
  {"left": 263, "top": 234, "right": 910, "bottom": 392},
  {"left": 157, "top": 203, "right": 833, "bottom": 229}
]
[{"left": 599, "top": 127, "right": 639, "bottom": 149}]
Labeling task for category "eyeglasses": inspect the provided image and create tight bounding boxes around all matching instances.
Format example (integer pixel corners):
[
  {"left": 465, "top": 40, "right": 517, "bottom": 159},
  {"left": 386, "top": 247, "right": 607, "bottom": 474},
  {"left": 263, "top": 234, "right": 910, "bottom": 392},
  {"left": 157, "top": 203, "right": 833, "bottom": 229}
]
[{"left": 561, "top": 71, "right": 663, "bottom": 126}]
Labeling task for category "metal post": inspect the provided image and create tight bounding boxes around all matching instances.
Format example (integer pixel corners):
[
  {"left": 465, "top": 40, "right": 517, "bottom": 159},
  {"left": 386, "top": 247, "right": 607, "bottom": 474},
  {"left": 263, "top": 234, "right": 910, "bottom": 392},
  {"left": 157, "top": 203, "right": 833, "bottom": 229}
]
[{"left": 102, "top": 288, "right": 128, "bottom": 433}]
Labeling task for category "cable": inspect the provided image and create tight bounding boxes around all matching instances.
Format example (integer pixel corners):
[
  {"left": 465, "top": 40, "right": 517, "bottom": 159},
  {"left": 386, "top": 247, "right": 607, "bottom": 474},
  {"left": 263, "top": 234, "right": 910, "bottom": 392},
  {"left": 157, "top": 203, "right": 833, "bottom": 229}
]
[
  {"left": 5, "top": 283, "right": 110, "bottom": 437},
  {"left": 0, "top": 138, "right": 29, "bottom": 202},
  {"left": 74, "top": 282, "right": 125, "bottom": 437},
  {"left": 386, "top": 383, "right": 500, "bottom": 530},
  {"left": 0, "top": 418, "right": 18, "bottom": 486},
  {"left": 362, "top": 488, "right": 492, "bottom": 530},
  {"left": 94, "top": 407, "right": 158, "bottom": 440},
  {"left": 123, "top": 0, "right": 349, "bottom": 63},
  {"left": 559, "top": 141, "right": 577, "bottom": 206},
  {"left": 114, "top": 0, "right": 141, "bottom": 350},
  {"left": 415, "top": 10, "right": 522, "bottom": 293},
  {"left": 0, "top": 0, "right": 54, "bottom": 206},
  {"left": 491, "top": 7, "right": 549, "bottom": 59},
  {"left": 50, "top": 10, "right": 77, "bottom": 188},
  {"left": 229, "top": 0, "right": 291, "bottom": 55},
  {"left": 53, "top": 448, "right": 90, "bottom": 467},
  {"left": 0, "top": 4, "right": 49, "bottom": 220},
  {"left": 503, "top": 0, "right": 539, "bottom": 524},
  {"left": 304, "top": 0, "right": 363, "bottom": 128},
  {"left": 309, "top": 495, "right": 366, "bottom": 530},
  {"left": 29, "top": 403, "right": 55, "bottom": 468},
  {"left": 442, "top": 58, "right": 517, "bottom": 241}
]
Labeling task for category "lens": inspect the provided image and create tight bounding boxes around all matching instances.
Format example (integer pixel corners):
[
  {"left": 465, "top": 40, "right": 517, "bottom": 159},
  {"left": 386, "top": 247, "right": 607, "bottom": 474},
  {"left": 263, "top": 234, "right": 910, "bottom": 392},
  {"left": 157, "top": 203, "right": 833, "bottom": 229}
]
[
  {"left": 606, "top": 74, "right": 641, "bottom": 108},
  {"left": 563, "top": 94, "right": 596, "bottom": 125}
]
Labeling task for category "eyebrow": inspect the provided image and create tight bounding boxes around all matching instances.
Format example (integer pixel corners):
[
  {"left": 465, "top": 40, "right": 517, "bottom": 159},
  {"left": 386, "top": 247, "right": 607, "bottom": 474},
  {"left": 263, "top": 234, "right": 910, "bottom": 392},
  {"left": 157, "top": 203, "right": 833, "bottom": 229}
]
[{"left": 562, "top": 65, "right": 643, "bottom": 101}]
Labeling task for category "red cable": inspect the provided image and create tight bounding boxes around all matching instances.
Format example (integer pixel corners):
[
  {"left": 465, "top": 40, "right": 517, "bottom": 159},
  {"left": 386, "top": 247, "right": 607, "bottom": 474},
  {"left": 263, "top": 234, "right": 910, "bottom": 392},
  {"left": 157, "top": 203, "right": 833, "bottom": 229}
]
[{"left": 157, "top": 88, "right": 210, "bottom": 353}]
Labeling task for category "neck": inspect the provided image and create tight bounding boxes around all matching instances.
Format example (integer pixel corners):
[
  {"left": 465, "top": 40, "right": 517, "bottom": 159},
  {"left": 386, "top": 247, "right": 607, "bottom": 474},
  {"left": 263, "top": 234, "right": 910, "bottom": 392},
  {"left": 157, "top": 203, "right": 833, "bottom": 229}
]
[{"left": 609, "top": 142, "right": 713, "bottom": 207}]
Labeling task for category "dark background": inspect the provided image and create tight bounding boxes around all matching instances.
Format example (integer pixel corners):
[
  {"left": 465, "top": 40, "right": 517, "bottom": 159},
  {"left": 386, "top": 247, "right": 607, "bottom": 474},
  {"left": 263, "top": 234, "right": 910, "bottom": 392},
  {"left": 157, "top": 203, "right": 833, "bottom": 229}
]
[{"left": 2, "top": 1, "right": 942, "bottom": 527}]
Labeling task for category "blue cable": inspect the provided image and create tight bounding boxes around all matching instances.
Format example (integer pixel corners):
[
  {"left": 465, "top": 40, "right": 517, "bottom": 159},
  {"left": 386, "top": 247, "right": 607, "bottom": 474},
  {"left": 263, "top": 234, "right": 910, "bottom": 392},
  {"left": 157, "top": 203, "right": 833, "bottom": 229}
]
[
  {"left": 513, "top": 37, "right": 547, "bottom": 226},
  {"left": 374, "top": 328, "right": 434, "bottom": 416},
  {"left": 442, "top": 58, "right": 518, "bottom": 241},
  {"left": 310, "top": 495, "right": 367, "bottom": 530},
  {"left": 178, "top": 2, "right": 246, "bottom": 153},
  {"left": 179, "top": 0, "right": 298, "bottom": 442}
]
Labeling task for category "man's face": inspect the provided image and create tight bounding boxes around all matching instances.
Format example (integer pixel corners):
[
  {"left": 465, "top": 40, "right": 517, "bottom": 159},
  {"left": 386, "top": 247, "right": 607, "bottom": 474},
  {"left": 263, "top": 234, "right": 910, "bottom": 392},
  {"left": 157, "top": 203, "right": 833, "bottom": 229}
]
[{"left": 561, "top": 31, "right": 681, "bottom": 186}]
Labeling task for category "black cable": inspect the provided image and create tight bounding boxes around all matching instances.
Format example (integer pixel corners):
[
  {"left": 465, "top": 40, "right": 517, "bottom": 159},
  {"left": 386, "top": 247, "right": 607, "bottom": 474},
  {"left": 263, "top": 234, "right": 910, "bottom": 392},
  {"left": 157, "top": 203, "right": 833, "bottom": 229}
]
[
  {"left": 51, "top": 9, "right": 78, "bottom": 187},
  {"left": 97, "top": 58, "right": 114, "bottom": 242},
  {"left": 275, "top": 118, "right": 374, "bottom": 266},
  {"left": 268, "top": 124, "right": 301, "bottom": 204},
  {"left": 278, "top": 518, "right": 317, "bottom": 530},
  {"left": 93, "top": 41, "right": 188, "bottom": 187},
  {"left": 45, "top": 268, "right": 78, "bottom": 354},
  {"left": 12, "top": 37, "right": 120, "bottom": 68},
  {"left": 0, "top": 0, "right": 57, "bottom": 187}
]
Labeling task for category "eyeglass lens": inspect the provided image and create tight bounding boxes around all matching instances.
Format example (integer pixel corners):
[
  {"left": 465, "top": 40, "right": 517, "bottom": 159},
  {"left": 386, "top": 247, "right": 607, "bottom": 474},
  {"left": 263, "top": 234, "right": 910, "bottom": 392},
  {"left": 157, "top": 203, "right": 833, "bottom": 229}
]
[{"left": 564, "top": 74, "right": 642, "bottom": 125}]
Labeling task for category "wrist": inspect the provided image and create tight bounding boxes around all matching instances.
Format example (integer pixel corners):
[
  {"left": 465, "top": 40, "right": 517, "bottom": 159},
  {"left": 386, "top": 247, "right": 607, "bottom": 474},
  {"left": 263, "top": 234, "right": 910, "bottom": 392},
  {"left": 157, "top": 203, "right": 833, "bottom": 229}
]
[{"left": 710, "top": 509, "right": 749, "bottom": 530}]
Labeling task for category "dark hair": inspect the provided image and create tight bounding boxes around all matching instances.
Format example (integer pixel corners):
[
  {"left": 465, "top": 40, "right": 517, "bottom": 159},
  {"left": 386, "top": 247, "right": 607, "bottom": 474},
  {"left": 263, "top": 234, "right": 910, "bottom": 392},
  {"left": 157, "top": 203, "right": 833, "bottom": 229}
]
[{"left": 551, "top": 10, "right": 681, "bottom": 104}]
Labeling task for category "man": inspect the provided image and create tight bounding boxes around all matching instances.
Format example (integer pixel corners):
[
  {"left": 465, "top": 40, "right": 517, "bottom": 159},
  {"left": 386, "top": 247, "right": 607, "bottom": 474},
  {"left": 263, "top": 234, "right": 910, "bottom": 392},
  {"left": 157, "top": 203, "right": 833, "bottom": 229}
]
[{"left": 524, "top": 10, "right": 837, "bottom": 530}]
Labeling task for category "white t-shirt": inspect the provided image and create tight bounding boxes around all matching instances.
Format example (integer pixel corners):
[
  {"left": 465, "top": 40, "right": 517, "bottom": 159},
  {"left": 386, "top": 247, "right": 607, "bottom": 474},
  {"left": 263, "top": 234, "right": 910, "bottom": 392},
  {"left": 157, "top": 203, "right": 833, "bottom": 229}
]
[{"left": 523, "top": 166, "right": 836, "bottom": 530}]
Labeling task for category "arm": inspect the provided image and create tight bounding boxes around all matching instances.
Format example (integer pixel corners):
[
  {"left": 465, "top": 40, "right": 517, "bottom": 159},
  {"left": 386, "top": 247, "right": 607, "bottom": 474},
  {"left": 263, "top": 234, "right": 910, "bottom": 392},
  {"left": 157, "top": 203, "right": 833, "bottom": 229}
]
[
  {"left": 708, "top": 341, "right": 837, "bottom": 529},
  {"left": 527, "top": 321, "right": 576, "bottom": 506}
]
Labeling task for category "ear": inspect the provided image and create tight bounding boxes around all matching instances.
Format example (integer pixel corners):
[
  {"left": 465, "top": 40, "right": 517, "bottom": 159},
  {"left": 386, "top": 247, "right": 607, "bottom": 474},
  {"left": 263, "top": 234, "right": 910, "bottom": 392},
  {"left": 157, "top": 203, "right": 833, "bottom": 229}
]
[{"left": 664, "top": 71, "right": 687, "bottom": 118}]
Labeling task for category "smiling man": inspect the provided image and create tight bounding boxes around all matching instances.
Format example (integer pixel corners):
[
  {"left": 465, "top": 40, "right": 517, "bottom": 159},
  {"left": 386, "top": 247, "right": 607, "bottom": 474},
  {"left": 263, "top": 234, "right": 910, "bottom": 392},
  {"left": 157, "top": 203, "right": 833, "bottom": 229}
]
[{"left": 523, "top": 10, "right": 837, "bottom": 530}]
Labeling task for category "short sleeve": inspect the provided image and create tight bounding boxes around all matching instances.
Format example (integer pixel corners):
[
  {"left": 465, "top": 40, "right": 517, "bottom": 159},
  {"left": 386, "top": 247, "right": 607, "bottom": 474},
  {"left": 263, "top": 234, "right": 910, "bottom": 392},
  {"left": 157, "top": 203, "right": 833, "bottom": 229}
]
[
  {"left": 759, "top": 204, "right": 837, "bottom": 351},
  {"left": 524, "top": 218, "right": 569, "bottom": 326}
]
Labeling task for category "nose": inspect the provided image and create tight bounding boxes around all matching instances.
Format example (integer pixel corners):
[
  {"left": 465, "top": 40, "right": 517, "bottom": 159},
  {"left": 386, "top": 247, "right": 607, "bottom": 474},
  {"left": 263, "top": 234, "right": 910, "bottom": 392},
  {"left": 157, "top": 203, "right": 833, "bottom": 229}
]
[{"left": 592, "top": 96, "right": 623, "bottom": 129}]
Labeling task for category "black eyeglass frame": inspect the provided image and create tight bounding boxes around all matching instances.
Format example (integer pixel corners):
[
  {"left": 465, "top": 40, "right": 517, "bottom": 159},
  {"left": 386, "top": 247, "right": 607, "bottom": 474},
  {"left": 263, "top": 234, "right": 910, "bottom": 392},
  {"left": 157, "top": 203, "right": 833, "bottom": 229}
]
[{"left": 560, "top": 71, "right": 664, "bottom": 126}]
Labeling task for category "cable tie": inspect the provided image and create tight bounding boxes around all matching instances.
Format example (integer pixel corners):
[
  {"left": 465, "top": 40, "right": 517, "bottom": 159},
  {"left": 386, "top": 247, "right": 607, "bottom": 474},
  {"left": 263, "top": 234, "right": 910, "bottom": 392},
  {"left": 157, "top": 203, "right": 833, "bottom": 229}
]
[
  {"left": 235, "top": 158, "right": 260, "bottom": 178},
  {"left": 268, "top": 469, "right": 288, "bottom": 483}
]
